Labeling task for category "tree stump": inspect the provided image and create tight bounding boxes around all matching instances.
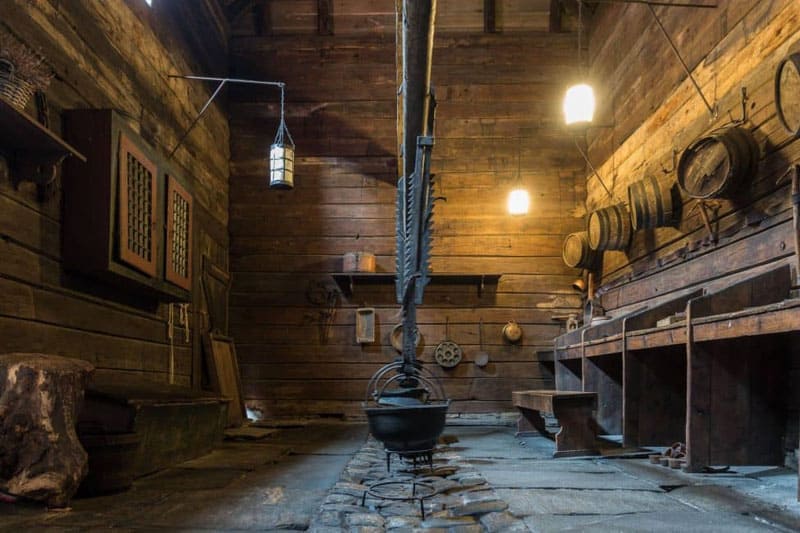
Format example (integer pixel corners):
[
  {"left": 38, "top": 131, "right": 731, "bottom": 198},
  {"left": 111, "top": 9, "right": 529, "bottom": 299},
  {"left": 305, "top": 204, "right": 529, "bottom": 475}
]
[{"left": 0, "top": 353, "right": 94, "bottom": 507}]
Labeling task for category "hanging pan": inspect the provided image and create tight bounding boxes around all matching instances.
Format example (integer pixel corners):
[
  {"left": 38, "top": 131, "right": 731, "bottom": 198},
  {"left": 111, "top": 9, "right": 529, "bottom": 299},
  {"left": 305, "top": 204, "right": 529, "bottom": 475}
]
[{"left": 434, "top": 316, "right": 462, "bottom": 368}]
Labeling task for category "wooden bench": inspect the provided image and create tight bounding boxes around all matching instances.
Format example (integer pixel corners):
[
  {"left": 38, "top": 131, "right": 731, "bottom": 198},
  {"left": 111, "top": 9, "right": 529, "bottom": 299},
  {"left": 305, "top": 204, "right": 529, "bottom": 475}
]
[{"left": 512, "top": 390, "right": 599, "bottom": 458}]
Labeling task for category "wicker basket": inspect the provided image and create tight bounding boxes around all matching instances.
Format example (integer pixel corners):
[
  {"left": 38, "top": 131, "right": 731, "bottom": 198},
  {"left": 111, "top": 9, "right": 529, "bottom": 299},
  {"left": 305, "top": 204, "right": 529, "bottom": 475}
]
[{"left": 0, "top": 59, "right": 35, "bottom": 110}]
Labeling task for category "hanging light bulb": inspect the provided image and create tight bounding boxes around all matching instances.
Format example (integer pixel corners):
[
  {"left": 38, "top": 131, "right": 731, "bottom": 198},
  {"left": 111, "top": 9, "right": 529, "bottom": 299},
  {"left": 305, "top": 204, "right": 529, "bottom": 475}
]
[
  {"left": 270, "top": 84, "right": 295, "bottom": 189},
  {"left": 564, "top": 83, "right": 595, "bottom": 125},
  {"left": 563, "top": 0, "right": 594, "bottom": 127},
  {"left": 507, "top": 189, "right": 530, "bottom": 216}
]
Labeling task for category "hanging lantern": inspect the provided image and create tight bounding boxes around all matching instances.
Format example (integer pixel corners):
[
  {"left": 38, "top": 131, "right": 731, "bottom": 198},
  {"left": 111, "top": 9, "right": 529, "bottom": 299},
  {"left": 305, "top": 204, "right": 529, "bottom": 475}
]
[
  {"left": 507, "top": 189, "right": 530, "bottom": 216},
  {"left": 269, "top": 84, "right": 295, "bottom": 189},
  {"left": 563, "top": 83, "right": 595, "bottom": 126},
  {"left": 563, "top": 0, "right": 594, "bottom": 127}
]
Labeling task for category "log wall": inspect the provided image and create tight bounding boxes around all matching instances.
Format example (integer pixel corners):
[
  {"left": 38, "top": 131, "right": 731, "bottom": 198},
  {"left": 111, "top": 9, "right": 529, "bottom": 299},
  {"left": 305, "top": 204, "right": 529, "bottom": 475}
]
[
  {"left": 585, "top": 0, "right": 800, "bottom": 311},
  {"left": 229, "top": 22, "right": 586, "bottom": 417},
  {"left": 584, "top": 1, "right": 800, "bottom": 451},
  {"left": 0, "top": 0, "right": 230, "bottom": 387}
]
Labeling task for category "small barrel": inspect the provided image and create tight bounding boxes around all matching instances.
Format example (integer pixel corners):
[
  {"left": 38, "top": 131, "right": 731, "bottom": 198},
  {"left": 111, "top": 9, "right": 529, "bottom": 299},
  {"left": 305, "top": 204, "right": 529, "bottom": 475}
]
[
  {"left": 588, "top": 203, "right": 632, "bottom": 251},
  {"left": 627, "top": 176, "right": 680, "bottom": 230},
  {"left": 562, "top": 231, "right": 598, "bottom": 269},
  {"left": 677, "top": 126, "right": 759, "bottom": 199}
]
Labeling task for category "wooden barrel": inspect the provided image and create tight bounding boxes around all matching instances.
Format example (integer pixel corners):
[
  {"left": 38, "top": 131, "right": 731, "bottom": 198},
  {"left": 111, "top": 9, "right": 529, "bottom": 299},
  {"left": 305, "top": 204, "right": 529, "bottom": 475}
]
[
  {"left": 677, "top": 126, "right": 759, "bottom": 199},
  {"left": 562, "top": 231, "right": 598, "bottom": 269},
  {"left": 627, "top": 176, "right": 680, "bottom": 230},
  {"left": 588, "top": 204, "right": 632, "bottom": 251}
]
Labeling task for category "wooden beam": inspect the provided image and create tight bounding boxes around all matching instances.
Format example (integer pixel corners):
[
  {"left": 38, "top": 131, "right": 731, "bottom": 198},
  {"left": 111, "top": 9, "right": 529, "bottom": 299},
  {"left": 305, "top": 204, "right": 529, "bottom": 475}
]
[
  {"left": 484, "top": 0, "right": 496, "bottom": 33},
  {"left": 395, "top": 0, "right": 404, "bottom": 179},
  {"left": 253, "top": 0, "right": 271, "bottom": 37},
  {"left": 317, "top": 0, "right": 334, "bottom": 35},
  {"left": 401, "top": 0, "right": 437, "bottom": 181},
  {"left": 224, "top": 0, "right": 256, "bottom": 25},
  {"left": 549, "top": 0, "right": 562, "bottom": 32}
]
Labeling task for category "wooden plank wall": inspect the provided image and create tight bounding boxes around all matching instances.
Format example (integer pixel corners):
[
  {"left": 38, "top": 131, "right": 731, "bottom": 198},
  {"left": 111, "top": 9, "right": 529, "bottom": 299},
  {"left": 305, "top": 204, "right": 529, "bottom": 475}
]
[
  {"left": 584, "top": 1, "right": 800, "bottom": 453},
  {"left": 0, "top": 0, "right": 230, "bottom": 387},
  {"left": 229, "top": 1, "right": 586, "bottom": 419},
  {"left": 584, "top": 0, "right": 800, "bottom": 311}
]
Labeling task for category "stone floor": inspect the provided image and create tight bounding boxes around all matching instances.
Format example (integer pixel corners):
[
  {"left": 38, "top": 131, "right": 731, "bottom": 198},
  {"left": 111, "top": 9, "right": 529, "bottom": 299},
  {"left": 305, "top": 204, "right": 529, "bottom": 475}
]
[{"left": 2, "top": 422, "right": 800, "bottom": 532}]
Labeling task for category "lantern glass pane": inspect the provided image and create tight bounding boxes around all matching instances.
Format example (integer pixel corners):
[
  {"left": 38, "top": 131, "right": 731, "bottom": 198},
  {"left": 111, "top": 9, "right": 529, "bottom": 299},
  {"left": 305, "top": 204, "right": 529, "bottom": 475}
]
[
  {"left": 507, "top": 189, "right": 529, "bottom": 215},
  {"left": 564, "top": 83, "right": 595, "bottom": 125},
  {"left": 270, "top": 143, "right": 295, "bottom": 189}
]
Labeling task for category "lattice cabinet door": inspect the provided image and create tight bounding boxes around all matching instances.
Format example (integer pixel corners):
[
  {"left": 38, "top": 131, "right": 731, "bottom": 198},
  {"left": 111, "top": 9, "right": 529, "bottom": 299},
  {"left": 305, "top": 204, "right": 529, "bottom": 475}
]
[
  {"left": 165, "top": 175, "right": 193, "bottom": 290},
  {"left": 118, "top": 134, "right": 158, "bottom": 277}
]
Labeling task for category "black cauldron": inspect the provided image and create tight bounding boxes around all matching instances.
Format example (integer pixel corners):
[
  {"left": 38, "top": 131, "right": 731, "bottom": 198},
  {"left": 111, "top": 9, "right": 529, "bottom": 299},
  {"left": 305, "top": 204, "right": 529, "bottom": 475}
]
[{"left": 363, "top": 401, "right": 450, "bottom": 452}]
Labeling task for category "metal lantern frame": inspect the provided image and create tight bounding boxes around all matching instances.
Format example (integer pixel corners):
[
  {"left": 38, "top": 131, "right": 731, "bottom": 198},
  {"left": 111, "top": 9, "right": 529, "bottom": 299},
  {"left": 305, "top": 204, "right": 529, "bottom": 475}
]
[{"left": 168, "top": 74, "right": 294, "bottom": 189}]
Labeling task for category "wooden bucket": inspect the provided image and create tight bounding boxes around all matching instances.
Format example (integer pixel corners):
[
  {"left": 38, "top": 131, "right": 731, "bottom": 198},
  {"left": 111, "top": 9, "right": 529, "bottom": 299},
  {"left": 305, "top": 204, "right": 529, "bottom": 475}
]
[
  {"left": 677, "top": 126, "right": 759, "bottom": 199},
  {"left": 562, "top": 231, "right": 598, "bottom": 269},
  {"left": 588, "top": 204, "right": 632, "bottom": 251},
  {"left": 342, "top": 252, "right": 376, "bottom": 272},
  {"left": 627, "top": 176, "right": 680, "bottom": 230}
]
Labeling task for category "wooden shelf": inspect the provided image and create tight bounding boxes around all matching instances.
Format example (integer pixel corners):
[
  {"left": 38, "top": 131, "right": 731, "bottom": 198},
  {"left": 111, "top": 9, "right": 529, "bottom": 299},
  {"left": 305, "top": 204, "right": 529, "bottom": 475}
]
[
  {"left": 0, "top": 98, "right": 86, "bottom": 185},
  {"left": 332, "top": 272, "right": 501, "bottom": 296},
  {"left": 551, "top": 265, "right": 800, "bottom": 482}
]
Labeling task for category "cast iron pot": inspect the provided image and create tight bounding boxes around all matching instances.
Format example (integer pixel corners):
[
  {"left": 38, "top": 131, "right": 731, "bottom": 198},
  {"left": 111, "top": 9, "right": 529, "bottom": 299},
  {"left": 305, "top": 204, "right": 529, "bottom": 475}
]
[{"left": 363, "top": 400, "right": 450, "bottom": 452}]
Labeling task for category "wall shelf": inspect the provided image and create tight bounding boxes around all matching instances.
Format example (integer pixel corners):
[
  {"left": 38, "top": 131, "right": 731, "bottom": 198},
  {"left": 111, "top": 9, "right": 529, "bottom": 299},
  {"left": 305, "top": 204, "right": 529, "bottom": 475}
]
[
  {"left": 0, "top": 98, "right": 86, "bottom": 186},
  {"left": 331, "top": 272, "right": 501, "bottom": 297}
]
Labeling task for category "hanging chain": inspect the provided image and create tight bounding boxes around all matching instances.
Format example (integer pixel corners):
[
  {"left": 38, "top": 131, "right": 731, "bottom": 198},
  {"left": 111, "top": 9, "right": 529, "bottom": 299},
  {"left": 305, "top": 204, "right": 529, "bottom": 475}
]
[
  {"left": 578, "top": 0, "right": 583, "bottom": 70},
  {"left": 273, "top": 83, "right": 295, "bottom": 148}
]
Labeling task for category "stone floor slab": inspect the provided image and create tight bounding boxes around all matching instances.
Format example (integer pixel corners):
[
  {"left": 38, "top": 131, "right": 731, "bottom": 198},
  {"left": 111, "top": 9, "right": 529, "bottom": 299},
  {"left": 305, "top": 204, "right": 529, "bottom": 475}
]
[
  {"left": 497, "top": 488, "right": 686, "bottom": 516},
  {"left": 524, "top": 510, "right": 781, "bottom": 532},
  {"left": 482, "top": 468, "right": 656, "bottom": 491}
]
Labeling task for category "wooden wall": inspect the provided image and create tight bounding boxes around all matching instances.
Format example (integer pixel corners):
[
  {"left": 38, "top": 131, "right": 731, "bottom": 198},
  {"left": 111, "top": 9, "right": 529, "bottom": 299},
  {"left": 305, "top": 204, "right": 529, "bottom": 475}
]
[
  {"left": 0, "top": 0, "right": 230, "bottom": 387},
  {"left": 584, "top": 0, "right": 800, "bottom": 311},
  {"left": 583, "top": 1, "right": 800, "bottom": 455},
  {"left": 229, "top": 1, "right": 586, "bottom": 418}
]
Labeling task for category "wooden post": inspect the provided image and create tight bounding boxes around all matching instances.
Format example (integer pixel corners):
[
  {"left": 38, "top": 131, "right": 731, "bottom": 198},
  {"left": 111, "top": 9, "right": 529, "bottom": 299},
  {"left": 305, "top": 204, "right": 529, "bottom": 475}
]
[
  {"left": 400, "top": 0, "right": 437, "bottom": 181},
  {"left": 685, "top": 299, "right": 710, "bottom": 472}
]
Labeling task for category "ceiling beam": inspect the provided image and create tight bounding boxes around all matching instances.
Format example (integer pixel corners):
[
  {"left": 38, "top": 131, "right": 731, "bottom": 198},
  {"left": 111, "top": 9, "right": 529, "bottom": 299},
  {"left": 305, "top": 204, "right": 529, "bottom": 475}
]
[
  {"left": 224, "top": 0, "right": 257, "bottom": 25},
  {"left": 549, "top": 0, "right": 562, "bottom": 32},
  {"left": 317, "top": 0, "right": 334, "bottom": 35},
  {"left": 484, "top": 0, "right": 496, "bottom": 33}
]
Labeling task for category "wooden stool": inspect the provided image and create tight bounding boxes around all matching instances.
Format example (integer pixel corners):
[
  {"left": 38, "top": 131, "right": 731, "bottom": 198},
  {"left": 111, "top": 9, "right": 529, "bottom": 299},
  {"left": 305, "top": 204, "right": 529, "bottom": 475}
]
[{"left": 512, "top": 390, "right": 599, "bottom": 458}]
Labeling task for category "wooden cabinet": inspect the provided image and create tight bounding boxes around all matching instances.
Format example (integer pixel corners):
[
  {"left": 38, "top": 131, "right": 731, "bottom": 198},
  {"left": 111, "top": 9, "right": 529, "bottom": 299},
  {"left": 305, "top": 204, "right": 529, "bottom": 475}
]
[{"left": 62, "top": 109, "right": 191, "bottom": 301}]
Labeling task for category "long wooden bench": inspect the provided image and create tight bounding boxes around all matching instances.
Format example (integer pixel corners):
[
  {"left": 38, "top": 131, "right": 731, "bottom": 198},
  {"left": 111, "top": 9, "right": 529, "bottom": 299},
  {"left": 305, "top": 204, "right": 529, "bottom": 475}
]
[{"left": 512, "top": 390, "right": 599, "bottom": 458}]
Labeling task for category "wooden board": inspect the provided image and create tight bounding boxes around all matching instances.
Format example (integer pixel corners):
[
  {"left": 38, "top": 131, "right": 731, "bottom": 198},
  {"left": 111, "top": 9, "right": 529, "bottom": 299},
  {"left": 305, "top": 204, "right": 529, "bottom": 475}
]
[{"left": 202, "top": 333, "right": 246, "bottom": 427}]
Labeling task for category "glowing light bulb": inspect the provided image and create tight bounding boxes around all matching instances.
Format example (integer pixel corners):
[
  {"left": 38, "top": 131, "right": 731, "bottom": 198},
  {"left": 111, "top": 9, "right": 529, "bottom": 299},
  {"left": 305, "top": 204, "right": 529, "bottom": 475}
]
[
  {"left": 563, "top": 83, "right": 595, "bottom": 126},
  {"left": 507, "top": 189, "right": 530, "bottom": 216}
]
